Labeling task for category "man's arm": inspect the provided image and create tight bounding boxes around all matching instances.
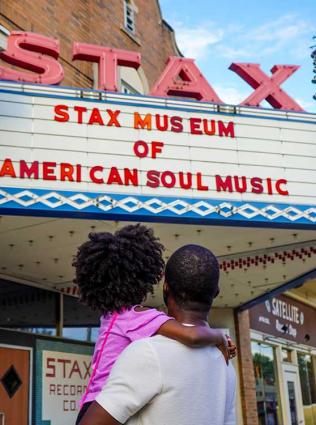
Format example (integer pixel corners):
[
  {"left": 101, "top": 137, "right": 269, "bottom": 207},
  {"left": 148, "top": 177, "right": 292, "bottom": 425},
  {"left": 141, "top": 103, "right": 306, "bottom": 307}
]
[
  {"left": 79, "top": 402, "right": 121, "bottom": 425},
  {"left": 80, "top": 339, "right": 162, "bottom": 425}
]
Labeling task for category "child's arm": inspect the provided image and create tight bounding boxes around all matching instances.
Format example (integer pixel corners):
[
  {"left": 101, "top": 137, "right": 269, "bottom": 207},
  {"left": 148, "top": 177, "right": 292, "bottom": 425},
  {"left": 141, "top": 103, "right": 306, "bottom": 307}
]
[{"left": 156, "top": 319, "right": 226, "bottom": 348}]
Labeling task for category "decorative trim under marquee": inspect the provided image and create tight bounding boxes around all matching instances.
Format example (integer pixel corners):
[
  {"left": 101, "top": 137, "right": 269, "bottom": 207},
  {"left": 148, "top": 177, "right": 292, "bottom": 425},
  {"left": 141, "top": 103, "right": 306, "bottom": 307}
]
[
  {"left": 60, "top": 244, "right": 316, "bottom": 297},
  {"left": 0, "top": 187, "right": 316, "bottom": 228}
]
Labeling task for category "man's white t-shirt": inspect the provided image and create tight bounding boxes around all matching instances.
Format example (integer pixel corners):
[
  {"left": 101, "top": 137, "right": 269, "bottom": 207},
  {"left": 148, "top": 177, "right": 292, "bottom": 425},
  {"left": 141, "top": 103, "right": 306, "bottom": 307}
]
[{"left": 96, "top": 335, "right": 236, "bottom": 425}]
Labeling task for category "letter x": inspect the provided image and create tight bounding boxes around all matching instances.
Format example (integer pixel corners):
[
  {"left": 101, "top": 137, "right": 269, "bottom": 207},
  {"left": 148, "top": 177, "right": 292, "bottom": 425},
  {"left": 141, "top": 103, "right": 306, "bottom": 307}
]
[{"left": 229, "top": 63, "right": 303, "bottom": 111}]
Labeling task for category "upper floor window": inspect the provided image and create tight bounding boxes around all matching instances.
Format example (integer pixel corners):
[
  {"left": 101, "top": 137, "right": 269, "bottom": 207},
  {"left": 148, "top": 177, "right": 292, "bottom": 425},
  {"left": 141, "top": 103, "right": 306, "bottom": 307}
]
[
  {"left": 121, "top": 79, "right": 139, "bottom": 95},
  {"left": 0, "top": 24, "right": 9, "bottom": 51},
  {"left": 124, "top": 0, "right": 135, "bottom": 34}
]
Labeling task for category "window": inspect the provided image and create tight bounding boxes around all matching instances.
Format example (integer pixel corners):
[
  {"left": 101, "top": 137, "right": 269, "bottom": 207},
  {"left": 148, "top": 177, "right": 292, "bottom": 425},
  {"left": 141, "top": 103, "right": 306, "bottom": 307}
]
[
  {"left": 121, "top": 79, "right": 139, "bottom": 95},
  {"left": 124, "top": 0, "right": 135, "bottom": 33},
  {"left": 281, "top": 348, "right": 293, "bottom": 363},
  {"left": 251, "top": 341, "right": 283, "bottom": 425},
  {"left": 0, "top": 24, "right": 9, "bottom": 51},
  {"left": 298, "top": 353, "right": 316, "bottom": 425}
]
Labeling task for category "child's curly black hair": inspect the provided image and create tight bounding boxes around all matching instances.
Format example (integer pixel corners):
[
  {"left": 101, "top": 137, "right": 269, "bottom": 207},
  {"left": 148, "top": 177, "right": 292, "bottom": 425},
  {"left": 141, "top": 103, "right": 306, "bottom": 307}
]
[{"left": 72, "top": 224, "right": 165, "bottom": 314}]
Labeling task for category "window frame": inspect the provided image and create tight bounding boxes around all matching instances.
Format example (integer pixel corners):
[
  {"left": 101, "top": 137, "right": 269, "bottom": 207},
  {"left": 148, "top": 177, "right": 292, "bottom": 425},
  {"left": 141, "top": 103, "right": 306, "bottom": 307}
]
[{"left": 124, "top": 0, "right": 136, "bottom": 34}]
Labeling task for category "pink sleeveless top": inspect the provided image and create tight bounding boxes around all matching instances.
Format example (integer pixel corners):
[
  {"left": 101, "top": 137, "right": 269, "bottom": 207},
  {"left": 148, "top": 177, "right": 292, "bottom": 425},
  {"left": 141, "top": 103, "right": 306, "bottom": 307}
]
[{"left": 81, "top": 307, "right": 171, "bottom": 405}]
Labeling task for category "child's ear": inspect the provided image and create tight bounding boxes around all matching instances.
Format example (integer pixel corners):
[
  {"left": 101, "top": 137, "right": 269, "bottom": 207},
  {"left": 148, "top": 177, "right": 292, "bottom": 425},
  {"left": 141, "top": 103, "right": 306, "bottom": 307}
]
[{"left": 163, "top": 281, "right": 169, "bottom": 292}]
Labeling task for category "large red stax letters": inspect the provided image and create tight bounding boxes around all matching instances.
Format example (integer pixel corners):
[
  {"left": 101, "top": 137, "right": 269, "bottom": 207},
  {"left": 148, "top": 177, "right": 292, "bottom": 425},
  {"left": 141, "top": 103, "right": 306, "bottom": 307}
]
[
  {"left": 0, "top": 31, "right": 63, "bottom": 84},
  {"left": 0, "top": 31, "right": 304, "bottom": 111},
  {"left": 150, "top": 56, "right": 223, "bottom": 103},
  {"left": 229, "top": 63, "right": 303, "bottom": 111},
  {"left": 72, "top": 42, "right": 141, "bottom": 91}
]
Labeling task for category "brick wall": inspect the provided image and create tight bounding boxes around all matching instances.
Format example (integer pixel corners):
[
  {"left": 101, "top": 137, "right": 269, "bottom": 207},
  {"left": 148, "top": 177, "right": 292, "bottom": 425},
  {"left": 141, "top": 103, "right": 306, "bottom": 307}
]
[
  {"left": 235, "top": 309, "right": 259, "bottom": 425},
  {"left": 0, "top": 0, "right": 180, "bottom": 89}
]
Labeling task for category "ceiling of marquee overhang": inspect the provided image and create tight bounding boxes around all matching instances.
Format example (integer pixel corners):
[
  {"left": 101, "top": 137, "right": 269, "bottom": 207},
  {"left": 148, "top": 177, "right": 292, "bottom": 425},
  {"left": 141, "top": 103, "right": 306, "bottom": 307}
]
[{"left": 0, "top": 215, "right": 315, "bottom": 309}]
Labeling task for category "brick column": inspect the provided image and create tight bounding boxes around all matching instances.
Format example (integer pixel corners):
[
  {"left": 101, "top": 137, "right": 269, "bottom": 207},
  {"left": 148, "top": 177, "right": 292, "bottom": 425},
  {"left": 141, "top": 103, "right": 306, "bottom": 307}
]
[{"left": 235, "top": 309, "right": 259, "bottom": 425}]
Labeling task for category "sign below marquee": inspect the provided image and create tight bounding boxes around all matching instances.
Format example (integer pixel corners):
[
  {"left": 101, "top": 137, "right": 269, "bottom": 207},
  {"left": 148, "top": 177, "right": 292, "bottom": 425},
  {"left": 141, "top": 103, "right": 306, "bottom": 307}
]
[
  {"left": 0, "top": 82, "right": 315, "bottom": 226},
  {"left": 249, "top": 294, "right": 316, "bottom": 347}
]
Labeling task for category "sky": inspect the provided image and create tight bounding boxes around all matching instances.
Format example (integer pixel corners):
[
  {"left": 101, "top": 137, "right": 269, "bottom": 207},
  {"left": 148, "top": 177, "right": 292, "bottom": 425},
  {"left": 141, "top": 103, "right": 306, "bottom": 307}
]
[{"left": 159, "top": 0, "right": 316, "bottom": 113}]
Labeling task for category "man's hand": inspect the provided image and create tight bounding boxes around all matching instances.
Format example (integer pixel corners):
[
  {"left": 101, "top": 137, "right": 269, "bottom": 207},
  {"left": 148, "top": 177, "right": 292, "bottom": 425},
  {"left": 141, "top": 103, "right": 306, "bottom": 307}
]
[
  {"left": 217, "top": 335, "right": 237, "bottom": 365},
  {"left": 79, "top": 401, "right": 121, "bottom": 425}
]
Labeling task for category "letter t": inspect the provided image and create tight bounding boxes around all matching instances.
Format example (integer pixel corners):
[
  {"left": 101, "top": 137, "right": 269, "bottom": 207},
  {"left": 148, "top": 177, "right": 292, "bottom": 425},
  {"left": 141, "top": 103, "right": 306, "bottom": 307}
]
[{"left": 72, "top": 43, "right": 141, "bottom": 91}]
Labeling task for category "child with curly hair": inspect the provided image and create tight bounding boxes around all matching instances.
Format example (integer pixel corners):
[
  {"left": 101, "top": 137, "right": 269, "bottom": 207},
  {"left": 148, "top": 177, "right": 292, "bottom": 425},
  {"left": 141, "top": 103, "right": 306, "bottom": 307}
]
[{"left": 73, "top": 224, "right": 235, "bottom": 424}]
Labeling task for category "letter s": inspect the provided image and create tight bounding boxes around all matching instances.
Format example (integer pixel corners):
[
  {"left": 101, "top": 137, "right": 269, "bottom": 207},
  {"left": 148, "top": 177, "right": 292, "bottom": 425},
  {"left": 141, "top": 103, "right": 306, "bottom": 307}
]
[
  {"left": 0, "top": 32, "right": 64, "bottom": 84},
  {"left": 46, "top": 358, "right": 56, "bottom": 377}
]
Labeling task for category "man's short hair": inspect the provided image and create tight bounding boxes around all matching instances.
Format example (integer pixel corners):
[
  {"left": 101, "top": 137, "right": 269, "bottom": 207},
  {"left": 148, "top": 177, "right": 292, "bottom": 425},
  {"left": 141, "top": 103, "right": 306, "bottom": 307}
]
[{"left": 165, "top": 244, "right": 219, "bottom": 310}]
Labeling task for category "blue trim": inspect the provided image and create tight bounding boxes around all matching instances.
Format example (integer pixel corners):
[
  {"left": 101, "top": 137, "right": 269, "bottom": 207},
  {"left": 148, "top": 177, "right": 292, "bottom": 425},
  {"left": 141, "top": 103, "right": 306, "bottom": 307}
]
[
  {"left": 237, "top": 268, "right": 316, "bottom": 312},
  {"left": 1, "top": 80, "right": 315, "bottom": 117},
  {"left": 0, "top": 186, "right": 315, "bottom": 229},
  {"left": 0, "top": 84, "right": 316, "bottom": 125}
]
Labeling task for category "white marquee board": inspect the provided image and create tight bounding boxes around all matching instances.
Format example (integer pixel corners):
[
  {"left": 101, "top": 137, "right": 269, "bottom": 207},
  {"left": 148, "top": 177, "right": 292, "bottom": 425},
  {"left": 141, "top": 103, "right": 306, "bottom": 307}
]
[{"left": 0, "top": 83, "right": 315, "bottom": 227}]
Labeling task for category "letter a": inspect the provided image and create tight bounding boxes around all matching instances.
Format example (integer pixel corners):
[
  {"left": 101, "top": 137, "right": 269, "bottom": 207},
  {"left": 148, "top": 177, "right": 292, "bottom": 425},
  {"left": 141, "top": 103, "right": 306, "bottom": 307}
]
[
  {"left": 150, "top": 57, "right": 223, "bottom": 103},
  {"left": 229, "top": 63, "right": 303, "bottom": 111}
]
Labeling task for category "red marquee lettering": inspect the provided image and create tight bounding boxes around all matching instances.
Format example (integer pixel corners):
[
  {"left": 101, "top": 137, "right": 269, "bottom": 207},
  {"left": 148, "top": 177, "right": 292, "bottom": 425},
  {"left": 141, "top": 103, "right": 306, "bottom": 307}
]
[
  {"left": 147, "top": 170, "right": 160, "bottom": 188},
  {"left": 0, "top": 158, "right": 16, "bottom": 178},
  {"left": 107, "top": 167, "right": 123, "bottom": 185},
  {"left": 218, "top": 121, "right": 235, "bottom": 138},
  {"left": 106, "top": 109, "right": 121, "bottom": 127},
  {"left": 134, "top": 113, "right": 152, "bottom": 130},
  {"left": 250, "top": 177, "right": 264, "bottom": 194},
  {"left": 20, "top": 160, "right": 39, "bottom": 179},
  {"left": 170, "top": 116, "right": 183, "bottom": 133},
  {"left": 54, "top": 105, "right": 69, "bottom": 122},
  {"left": 203, "top": 119, "right": 216, "bottom": 136},
  {"left": 229, "top": 63, "right": 303, "bottom": 111},
  {"left": 60, "top": 163, "right": 75, "bottom": 181},
  {"left": 179, "top": 172, "right": 192, "bottom": 189},
  {"left": 190, "top": 118, "right": 202, "bottom": 135},
  {"left": 88, "top": 108, "right": 104, "bottom": 125},
  {"left": 215, "top": 175, "right": 233, "bottom": 192},
  {"left": 276, "top": 179, "right": 289, "bottom": 196},
  {"left": 134, "top": 140, "right": 149, "bottom": 158},
  {"left": 197, "top": 172, "right": 208, "bottom": 191},
  {"left": 90, "top": 166, "right": 104, "bottom": 184},
  {"left": 161, "top": 171, "right": 176, "bottom": 188},
  {"left": 124, "top": 168, "right": 138, "bottom": 186},
  {"left": 151, "top": 141, "right": 164, "bottom": 159},
  {"left": 43, "top": 162, "right": 57, "bottom": 180},
  {"left": 74, "top": 106, "right": 87, "bottom": 124}
]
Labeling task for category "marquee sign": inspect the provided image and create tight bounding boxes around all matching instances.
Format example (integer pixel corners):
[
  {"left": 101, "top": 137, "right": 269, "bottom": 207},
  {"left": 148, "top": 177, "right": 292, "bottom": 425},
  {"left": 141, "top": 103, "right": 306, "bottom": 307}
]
[{"left": 0, "top": 82, "right": 315, "bottom": 226}]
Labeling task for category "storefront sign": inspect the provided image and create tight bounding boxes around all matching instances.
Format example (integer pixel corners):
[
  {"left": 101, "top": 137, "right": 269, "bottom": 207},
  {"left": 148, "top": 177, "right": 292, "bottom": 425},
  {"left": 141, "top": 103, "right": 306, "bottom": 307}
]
[
  {"left": 249, "top": 294, "right": 316, "bottom": 347},
  {"left": 0, "top": 84, "right": 315, "bottom": 226},
  {"left": 0, "top": 31, "right": 303, "bottom": 111},
  {"left": 42, "top": 350, "right": 91, "bottom": 425}
]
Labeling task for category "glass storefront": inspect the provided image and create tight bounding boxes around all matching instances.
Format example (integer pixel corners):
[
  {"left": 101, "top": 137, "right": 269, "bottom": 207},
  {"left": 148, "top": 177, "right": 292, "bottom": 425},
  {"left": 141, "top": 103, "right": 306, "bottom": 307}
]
[
  {"left": 298, "top": 353, "right": 316, "bottom": 425},
  {"left": 0, "top": 278, "right": 100, "bottom": 342},
  {"left": 251, "top": 341, "right": 282, "bottom": 425}
]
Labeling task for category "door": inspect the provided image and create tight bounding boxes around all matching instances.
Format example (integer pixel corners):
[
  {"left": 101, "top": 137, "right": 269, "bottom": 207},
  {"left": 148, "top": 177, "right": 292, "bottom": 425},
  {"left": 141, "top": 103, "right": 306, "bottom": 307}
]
[
  {"left": 0, "top": 346, "right": 30, "bottom": 425},
  {"left": 284, "top": 365, "right": 305, "bottom": 425}
]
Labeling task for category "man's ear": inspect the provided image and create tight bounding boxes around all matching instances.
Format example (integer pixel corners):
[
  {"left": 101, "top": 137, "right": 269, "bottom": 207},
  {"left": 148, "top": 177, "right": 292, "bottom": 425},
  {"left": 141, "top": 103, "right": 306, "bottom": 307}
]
[{"left": 163, "top": 281, "right": 169, "bottom": 292}]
